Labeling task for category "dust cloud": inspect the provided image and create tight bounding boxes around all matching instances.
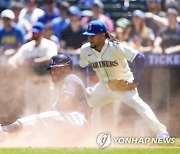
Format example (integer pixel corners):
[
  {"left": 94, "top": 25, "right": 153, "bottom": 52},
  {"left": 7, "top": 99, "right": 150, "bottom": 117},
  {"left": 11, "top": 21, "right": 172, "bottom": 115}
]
[{"left": 0, "top": 66, "right": 179, "bottom": 148}]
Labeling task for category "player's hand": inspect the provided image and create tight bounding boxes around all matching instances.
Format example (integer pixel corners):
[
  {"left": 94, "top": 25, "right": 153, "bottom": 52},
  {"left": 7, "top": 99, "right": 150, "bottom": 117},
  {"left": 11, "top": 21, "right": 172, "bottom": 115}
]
[
  {"left": 86, "top": 87, "right": 94, "bottom": 97},
  {"left": 7, "top": 57, "right": 18, "bottom": 68}
]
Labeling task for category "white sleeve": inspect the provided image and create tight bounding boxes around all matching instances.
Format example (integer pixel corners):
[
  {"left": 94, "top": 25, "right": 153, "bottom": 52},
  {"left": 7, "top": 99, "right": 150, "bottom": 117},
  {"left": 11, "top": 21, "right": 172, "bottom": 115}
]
[
  {"left": 117, "top": 43, "right": 138, "bottom": 62},
  {"left": 11, "top": 45, "right": 26, "bottom": 65},
  {"left": 79, "top": 47, "right": 88, "bottom": 68},
  {"left": 46, "top": 41, "right": 58, "bottom": 56}
]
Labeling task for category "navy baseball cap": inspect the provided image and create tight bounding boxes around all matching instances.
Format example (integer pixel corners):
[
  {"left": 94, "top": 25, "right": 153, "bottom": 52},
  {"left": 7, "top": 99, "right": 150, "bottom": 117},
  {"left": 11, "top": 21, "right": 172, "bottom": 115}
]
[
  {"left": 83, "top": 20, "right": 107, "bottom": 36},
  {"left": 47, "top": 54, "right": 73, "bottom": 70},
  {"left": 32, "top": 22, "right": 45, "bottom": 33}
]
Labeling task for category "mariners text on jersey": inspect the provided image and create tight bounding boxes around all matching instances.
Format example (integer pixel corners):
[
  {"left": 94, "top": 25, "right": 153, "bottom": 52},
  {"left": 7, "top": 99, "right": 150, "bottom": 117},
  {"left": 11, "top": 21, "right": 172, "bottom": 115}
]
[{"left": 91, "top": 60, "right": 118, "bottom": 68}]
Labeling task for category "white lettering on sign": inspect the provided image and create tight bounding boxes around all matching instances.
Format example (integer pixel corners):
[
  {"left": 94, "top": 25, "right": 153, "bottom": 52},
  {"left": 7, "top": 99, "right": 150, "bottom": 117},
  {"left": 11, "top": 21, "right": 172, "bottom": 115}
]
[{"left": 148, "top": 54, "right": 180, "bottom": 66}]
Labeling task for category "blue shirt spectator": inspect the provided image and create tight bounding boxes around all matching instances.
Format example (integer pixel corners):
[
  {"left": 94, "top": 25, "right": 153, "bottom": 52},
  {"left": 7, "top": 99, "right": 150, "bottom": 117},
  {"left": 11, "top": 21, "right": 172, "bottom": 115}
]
[
  {"left": 38, "top": 10, "right": 59, "bottom": 24},
  {"left": 0, "top": 10, "right": 25, "bottom": 52},
  {"left": 0, "top": 23, "right": 25, "bottom": 51},
  {"left": 52, "top": 17, "right": 70, "bottom": 40},
  {"left": 78, "top": 0, "right": 94, "bottom": 6},
  {"left": 51, "top": 1, "right": 70, "bottom": 39},
  {"left": 38, "top": 0, "right": 59, "bottom": 24}
]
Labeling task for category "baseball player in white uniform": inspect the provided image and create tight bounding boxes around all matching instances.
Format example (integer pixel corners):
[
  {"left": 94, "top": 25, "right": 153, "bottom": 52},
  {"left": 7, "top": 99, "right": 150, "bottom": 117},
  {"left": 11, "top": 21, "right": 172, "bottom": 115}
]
[{"left": 79, "top": 20, "right": 169, "bottom": 138}]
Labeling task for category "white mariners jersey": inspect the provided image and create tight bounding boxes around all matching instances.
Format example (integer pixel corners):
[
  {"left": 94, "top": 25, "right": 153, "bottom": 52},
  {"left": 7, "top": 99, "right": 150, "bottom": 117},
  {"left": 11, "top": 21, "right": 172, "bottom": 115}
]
[
  {"left": 80, "top": 40, "right": 138, "bottom": 83},
  {"left": 12, "top": 38, "right": 58, "bottom": 64}
]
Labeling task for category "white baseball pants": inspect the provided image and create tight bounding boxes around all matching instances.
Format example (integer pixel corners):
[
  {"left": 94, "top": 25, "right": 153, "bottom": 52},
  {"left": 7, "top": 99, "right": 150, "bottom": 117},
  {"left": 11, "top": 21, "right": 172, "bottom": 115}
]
[{"left": 89, "top": 82, "right": 167, "bottom": 134}]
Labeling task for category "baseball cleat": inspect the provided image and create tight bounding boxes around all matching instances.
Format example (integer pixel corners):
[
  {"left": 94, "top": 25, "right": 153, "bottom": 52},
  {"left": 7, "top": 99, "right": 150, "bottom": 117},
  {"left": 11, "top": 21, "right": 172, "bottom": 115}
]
[{"left": 157, "top": 131, "right": 169, "bottom": 138}]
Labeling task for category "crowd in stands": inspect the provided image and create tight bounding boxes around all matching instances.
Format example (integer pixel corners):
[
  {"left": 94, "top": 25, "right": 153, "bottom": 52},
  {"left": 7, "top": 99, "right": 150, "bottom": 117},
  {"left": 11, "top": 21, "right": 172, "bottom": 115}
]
[{"left": 0, "top": 0, "right": 179, "bottom": 64}]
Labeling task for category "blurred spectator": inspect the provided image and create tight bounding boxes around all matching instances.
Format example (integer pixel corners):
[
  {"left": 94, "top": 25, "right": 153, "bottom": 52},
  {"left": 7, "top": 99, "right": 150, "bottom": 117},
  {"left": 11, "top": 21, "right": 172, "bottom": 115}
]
[
  {"left": 8, "top": 22, "right": 58, "bottom": 115},
  {"left": 146, "top": 0, "right": 163, "bottom": 15},
  {"left": 165, "top": 0, "right": 180, "bottom": 23},
  {"left": 153, "top": 8, "right": 180, "bottom": 54},
  {"left": 0, "top": 9, "right": 25, "bottom": 64},
  {"left": 128, "top": 10, "right": 155, "bottom": 53},
  {"left": 145, "top": 0, "right": 166, "bottom": 35},
  {"left": 44, "top": 22, "right": 60, "bottom": 52},
  {"left": 78, "top": 0, "right": 93, "bottom": 7},
  {"left": 19, "top": 0, "right": 44, "bottom": 26},
  {"left": 10, "top": 1, "right": 32, "bottom": 41},
  {"left": 81, "top": 10, "right": 93, "bottom": 28},
  {"left": 60, "top": 6, "right": 87, "bottom": 54},
  {"left": 51, "top": 1, "right": 70, "bottom": 40},
  {"left": 81, "top": 0, "right": 114, "bottom": 32},
  {"left": 8, "top": 22, "right": 57, "bottom": 68},
  {"left": 114, "top": 18, "right": 131, "bottom": 42},
  {"left": 37, "top": 0, "right": 59, "bottom": 25},
  {"left": 165, "top": 0, "right": 180, "bottom": 13}
]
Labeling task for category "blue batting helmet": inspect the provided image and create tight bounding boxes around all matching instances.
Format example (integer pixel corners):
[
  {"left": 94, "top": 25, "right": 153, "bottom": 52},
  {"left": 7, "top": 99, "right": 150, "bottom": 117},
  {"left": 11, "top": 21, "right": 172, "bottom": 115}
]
[{"left": 47, "top": 54, "right": 73, "bottom": 69}]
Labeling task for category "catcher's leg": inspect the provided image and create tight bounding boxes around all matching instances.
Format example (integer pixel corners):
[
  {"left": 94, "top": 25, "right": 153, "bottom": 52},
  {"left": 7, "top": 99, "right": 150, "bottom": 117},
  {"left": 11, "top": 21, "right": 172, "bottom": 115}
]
[{"left": 120, "top": 89, "right": 168, "bottom": 136}]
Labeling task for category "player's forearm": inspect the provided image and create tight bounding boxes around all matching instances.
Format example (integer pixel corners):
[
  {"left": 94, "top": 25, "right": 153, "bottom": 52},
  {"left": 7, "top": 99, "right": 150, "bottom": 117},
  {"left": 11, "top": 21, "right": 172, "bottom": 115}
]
[
  {"left": 34, "top": 56, "right": 51, "bottom": 63},
  {"left": 133, "top": 53, "right": 145, "bottom": 84},
  {"left": 165, "top": 45, "right": 180, "bottom": 54}
]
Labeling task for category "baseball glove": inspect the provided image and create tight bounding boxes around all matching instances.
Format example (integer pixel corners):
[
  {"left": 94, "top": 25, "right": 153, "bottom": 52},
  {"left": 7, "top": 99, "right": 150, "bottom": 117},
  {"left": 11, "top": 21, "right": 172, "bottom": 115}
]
[{"left": 107, "top": 80, "right": 137, "bottom": 91}]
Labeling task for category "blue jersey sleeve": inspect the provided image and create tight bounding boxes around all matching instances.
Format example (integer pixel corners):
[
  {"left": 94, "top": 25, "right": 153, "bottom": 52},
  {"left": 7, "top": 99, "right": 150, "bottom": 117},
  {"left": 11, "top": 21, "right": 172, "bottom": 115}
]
[{"left": 133, "top": 53, "right": 145, "bottom": 83}]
